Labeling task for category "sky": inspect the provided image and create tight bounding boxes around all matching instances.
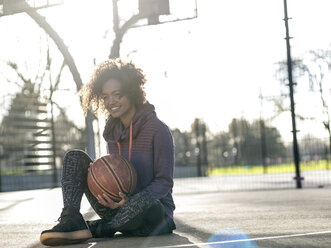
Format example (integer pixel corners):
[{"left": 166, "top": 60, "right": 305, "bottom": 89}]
[{"left": 1, "top": 0, "right": 331, "bottom": 142}]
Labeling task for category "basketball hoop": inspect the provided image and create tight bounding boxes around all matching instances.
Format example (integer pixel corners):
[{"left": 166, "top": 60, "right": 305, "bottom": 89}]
[{"left": 138, "top": 0, "right": 170, "bottom": 25}]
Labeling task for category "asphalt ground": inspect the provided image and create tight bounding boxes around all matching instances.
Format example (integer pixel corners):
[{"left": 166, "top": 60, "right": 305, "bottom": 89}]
[{"left": 0, "top": 180, "right": 330, "bottom": 248}]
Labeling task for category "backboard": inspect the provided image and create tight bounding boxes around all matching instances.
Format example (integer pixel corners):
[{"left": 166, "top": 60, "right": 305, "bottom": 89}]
[{"left": 117, "top": 0, "right": 197, "bottom": 27}]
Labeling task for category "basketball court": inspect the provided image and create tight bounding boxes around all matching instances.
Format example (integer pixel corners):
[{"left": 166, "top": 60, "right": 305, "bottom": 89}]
[
  {"left": 0, "top": 0, "right": 330, "bottom": 247},
  {"left": 0, "top": 179, "right": 330, "bottom": 248}
]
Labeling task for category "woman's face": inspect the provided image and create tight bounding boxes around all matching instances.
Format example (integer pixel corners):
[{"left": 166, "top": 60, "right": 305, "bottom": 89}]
[{"left": 101, "top": 79, "right": 135, "bottom": 124}]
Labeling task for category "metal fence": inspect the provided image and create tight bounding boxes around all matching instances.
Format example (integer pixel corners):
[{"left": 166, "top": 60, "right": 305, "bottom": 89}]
[
  {"left": 0, "top": 83, "right": 86, "bottom": 192},
  {"left": 0, "top": 132, "right": 330, "bottom": 192},
  {"left": 0, "top": 85, "right": 330, "bottom": 192},
  {"left": 173, "top": 136, "right": 331, "bottom": 194}
]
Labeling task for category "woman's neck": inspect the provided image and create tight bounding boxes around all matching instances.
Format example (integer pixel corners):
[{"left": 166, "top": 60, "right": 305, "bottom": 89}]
[{"left": 120, "top": 106, "right": 136, "bottom": 128}]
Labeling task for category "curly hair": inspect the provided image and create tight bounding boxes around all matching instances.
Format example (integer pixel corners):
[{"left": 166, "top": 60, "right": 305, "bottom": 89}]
[{"left": 79, "top": 58, "right": 147, "bottom": 116}]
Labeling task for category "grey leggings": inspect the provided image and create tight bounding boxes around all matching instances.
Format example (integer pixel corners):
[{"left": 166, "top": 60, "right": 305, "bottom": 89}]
[{"left": 61, "top": 149, "right": 171, "bottom": 236}]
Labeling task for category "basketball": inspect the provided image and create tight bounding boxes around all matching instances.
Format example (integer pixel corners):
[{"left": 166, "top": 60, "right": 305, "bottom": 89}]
[{"left": 87, "top": 154, "right": 137, "bottom": 202}]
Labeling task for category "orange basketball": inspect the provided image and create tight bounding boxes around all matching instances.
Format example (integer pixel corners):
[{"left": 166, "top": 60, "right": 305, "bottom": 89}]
[{"left": 87, "top": 154, "right": 137, "bottom": 202}]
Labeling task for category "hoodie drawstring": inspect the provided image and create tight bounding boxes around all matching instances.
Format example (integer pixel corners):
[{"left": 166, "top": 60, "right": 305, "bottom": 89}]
[{"left": 116, "top": 121, "right": 133, "bottom": 161}]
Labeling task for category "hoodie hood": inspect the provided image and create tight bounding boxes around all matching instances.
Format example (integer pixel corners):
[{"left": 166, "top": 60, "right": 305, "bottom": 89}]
[{"left": 103, "top": 102, "right": 156, "bottom": 143}]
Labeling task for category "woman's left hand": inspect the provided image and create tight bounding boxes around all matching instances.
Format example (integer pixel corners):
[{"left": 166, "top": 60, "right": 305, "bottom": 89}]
[{"left": 97, "top": 192, "right": 128, "bottom": 209}]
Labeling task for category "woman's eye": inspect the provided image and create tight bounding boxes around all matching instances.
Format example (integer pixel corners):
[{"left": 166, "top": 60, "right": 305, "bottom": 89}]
[{"left": 114, "top": 93, "right": 122, "bottom": 100}]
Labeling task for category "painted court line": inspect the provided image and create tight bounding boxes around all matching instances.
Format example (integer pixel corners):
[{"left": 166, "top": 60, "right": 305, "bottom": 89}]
[
  {"left": 87, "top": 242, "right": 97, "bottom": 248},
  {"left": 152, "top": 230, "right": 331, "bottom": 248}
]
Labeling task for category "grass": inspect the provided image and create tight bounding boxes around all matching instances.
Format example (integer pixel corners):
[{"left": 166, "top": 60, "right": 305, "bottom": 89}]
[
  {"left": 0, "top": 169, "right": 25, "bottom": 175},
  {"left": 2, "top": 160, "right": 330, "bottom": 176},
  {"left": 0, "top": 168, "right": 51, "bottom": 175},
  {"left": 207, "top": 160, "right": 330, "bottom": 176}
]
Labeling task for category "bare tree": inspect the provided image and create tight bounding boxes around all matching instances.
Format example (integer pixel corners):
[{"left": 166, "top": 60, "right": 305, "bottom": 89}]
[
  {"left": 300, "top": 49, "right": 331, "bottom": 156},
  {"left": 275, "top": 49, "right": 331, "bottom": 156}
]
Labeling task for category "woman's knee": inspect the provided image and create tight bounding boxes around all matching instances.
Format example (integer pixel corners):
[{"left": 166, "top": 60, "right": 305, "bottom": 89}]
[
  {"left": 128, "top": 192, "right": 165, "bottom": 226},
  {"left": 145, "top": 202, "right": 165, "bottom": 225},
  {"left": 63, "top": 150, "right": 92, "bottom": 168},
  {"left": 64, "top": 149, "right": 91, "bottom": 161},
  {"left": 61, "top": 149, "right": 92, "bottom": 183}
]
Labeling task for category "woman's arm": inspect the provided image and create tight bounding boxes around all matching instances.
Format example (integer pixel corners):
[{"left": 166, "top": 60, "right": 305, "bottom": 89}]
[{"left": 143, "top": 125, "right": 174, "bottom": 199}]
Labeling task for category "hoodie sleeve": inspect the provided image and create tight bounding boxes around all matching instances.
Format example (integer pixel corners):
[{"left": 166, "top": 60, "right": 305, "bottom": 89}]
[{"left": 142, "top": 124, "right": 174, "bottom": 199}]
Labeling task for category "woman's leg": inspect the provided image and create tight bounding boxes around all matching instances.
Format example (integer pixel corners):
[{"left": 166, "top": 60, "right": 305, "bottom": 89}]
[
  {"left": 62, "top": 149, "right": 118, "bottom": 220},
  {"left": 40, "top": 149, "right": 94, "bottom": 246},
  {"left": 84, "top": 180, "right": 119, "bottom": 221},
  {"left": 80, "top": 160, "right": 174, "bottom": 237},
  {"left": 101, "top": 191, "right": 170, "bottom": 236},
  {"left": 61, "top": 149, "right": 92, "bottom": 210}
]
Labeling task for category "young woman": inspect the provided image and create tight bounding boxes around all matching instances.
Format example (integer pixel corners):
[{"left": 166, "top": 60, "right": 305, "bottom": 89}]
[{"left": 40, "top": 58, "right": 176, "bottom": 246}]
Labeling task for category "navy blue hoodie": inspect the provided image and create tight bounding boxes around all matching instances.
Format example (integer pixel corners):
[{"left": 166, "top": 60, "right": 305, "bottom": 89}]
[{"left": 103, "top": 102, "right": 175, "bottom": 219}]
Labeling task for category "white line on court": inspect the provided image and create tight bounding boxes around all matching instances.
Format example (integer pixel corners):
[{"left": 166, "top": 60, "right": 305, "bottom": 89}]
[
  {"left": 87, "top": 242, "right": 97, "bottom": 248},
  {"left": 152, "top": 230, "right": 331, "bottom": 248}
]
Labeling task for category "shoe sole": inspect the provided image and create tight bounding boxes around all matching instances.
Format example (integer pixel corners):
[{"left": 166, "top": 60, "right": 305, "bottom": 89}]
[{"left": 40, "top": 229, "right": 92, "bottom": 246}]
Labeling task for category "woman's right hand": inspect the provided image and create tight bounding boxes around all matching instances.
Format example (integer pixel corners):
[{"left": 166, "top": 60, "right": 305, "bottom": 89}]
[{"left": 97, "top": 192, "right": 128, "bottom": 209}]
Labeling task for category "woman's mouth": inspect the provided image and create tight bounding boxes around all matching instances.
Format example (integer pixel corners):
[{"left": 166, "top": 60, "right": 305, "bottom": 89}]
[{"left": 110, "top": 106, "right": 120, "bottom": 112}]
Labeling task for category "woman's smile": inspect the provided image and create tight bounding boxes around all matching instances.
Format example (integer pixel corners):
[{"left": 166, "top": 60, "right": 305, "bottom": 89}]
[{"left": 109, "top": 105, "right": 120, "bottom": 113}]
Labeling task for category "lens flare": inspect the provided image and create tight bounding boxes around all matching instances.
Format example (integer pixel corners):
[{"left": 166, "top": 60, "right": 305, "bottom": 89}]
[{"left": 208, "top": 228, "right": 258, "bottom": 248}]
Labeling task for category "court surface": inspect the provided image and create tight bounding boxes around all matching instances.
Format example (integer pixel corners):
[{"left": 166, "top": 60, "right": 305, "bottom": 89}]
[{"left": 0, "top": 179, "right": 330, "bottom": 248}]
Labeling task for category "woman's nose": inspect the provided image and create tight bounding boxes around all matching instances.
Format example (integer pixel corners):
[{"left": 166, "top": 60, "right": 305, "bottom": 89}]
[{"left": 105, "top": 96, "right": 119, "bottom": 107}]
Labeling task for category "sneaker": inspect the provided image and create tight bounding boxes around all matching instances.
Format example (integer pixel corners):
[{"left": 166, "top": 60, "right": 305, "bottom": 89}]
[
  {"left": 86, "top": 219, "right": 115, "bottom": 238},
  {"left": 40, "top": 207, "right": 92, "bottom": 246}
]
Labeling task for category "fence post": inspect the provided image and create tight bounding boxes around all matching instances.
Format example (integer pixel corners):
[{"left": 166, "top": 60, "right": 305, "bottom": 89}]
[{"left": 283, "top": 0, "right": 302, "bottom": 188}]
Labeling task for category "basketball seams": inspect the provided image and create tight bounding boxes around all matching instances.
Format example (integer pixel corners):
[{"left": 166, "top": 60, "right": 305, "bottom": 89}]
[
  {"left": 119, "top": 156, "right": 134, "bottom": 194},
  {"left": 88, "top": 155, "right": 137, "bottom": 202},
  {"left": 89, "top": 164, "right": 120, "bottom": 201},
  {"left": 101, "top": 157, "right": 127, "bottom": 195}
]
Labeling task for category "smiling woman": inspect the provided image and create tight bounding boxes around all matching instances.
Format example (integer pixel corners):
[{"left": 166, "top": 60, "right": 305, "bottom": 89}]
[{"left": 40, "top": 58, "right": 176, "bottom": 246}]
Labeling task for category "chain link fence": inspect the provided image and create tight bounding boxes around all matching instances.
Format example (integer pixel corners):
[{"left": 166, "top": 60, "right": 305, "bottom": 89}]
[{"left": 0, "top": 85, "right": 330, "bottom": 192}]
